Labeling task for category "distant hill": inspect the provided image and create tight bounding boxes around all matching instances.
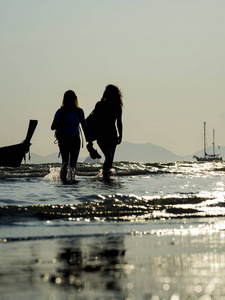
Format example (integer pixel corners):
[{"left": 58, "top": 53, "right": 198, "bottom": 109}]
[
  {"left": 29, "top": 152, "right": 61, "bottom": 164},
  {"left": 28, "top": 142, "right": 225, "bottom": 164},
  {"left": 114, "top": 142, "right": 192, "bottom": 162},
  {"left": 29, "top": 141, "right": 194, "bottom": 164},
  {"left": 83, "top": 157, "right": 101, "bottom": 163},
  {"left": 29, "top": 152, "right": 100, "bottom": 164}
]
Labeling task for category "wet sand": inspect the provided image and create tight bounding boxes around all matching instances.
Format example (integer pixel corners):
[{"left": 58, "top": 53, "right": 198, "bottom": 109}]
[{"left": 1, "top": 227, "right": 225, "bottom": 300}]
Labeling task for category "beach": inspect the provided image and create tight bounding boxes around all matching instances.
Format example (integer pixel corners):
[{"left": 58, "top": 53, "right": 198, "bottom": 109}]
[
  {"left": 2, "top": 1, "right": 225, "bottom": 297},
  {"left": 2, "top": 222, "right": 225, "bottom": 300},
  {"left": 1, "top": 162, "right": 225, "bottom": 299}
]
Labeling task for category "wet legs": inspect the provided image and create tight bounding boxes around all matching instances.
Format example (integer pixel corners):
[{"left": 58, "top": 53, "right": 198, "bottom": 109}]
[
  {"left": 97, "top": 140, "right": 117, "bottom": 179},
  {"left": 59, "top": 137, "right": 80, "bottom": 181}
]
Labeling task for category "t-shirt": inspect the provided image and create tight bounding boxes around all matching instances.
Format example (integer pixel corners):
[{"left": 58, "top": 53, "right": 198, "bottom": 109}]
[{"left": 54, "top": 108, "right": 84, "bottom": 137}]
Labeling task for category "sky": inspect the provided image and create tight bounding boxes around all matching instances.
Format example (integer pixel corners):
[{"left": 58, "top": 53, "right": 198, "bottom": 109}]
[{"left": 1, "top": 0, "right": 225, "bottom": 158}]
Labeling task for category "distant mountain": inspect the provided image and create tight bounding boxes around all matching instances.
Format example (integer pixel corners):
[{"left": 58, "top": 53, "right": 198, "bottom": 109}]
[
  {"left": 28, "top": 142, "right": 225, "bottom": 164},
  {"left": 29, "top": 142, "right": 195, "bottom": 164},
  {"left": 83, "top": 157, "right": 101, "bottom": 163},
  {"left": 29, "top": 152, "right": 61, "bottom": 164},
  {"left": 29, "top": 152, "right": 99, "bottom": 164},
  {"left": 114, "top": 142, "right": 192, "bottom": 162}
]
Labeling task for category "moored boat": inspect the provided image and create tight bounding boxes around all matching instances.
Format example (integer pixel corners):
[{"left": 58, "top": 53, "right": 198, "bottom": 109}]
[
  {"left": 0, "top": 120, "right": 38, "bottom": 167},
  {"left": 193, "top": 122, "right": 222, "bottom": 162}
]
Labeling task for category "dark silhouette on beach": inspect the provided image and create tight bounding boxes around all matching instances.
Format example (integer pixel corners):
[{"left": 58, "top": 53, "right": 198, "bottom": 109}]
[
  {"left": 92, "top": 84, "right": 123, "bottom": 179},
  {"left": 51, "top": 90, "right": 92, "bottom": 181}
]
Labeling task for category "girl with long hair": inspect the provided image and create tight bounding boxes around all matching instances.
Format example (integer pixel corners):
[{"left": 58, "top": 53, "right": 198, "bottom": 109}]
[
  {"left": 94, "top": 84, "right": 123, "bottom": 179},
  {"left": 51, "top": 90, "right": 92, "bottom": 181}
]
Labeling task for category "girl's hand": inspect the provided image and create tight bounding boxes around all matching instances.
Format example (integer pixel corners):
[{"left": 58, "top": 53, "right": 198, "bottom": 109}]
[{"left": 117, "top": 135, "right": 122, "bottom": 144}]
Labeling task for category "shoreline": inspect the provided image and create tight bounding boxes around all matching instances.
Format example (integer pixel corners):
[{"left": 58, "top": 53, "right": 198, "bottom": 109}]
[{"left": 1, "top": 228, "right": 225, "bottom": 300}]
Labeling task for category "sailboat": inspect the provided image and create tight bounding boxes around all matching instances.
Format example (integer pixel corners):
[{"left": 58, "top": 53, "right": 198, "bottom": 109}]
[{"left": 193, "top": 122, "right": 222, "bottom": 162}]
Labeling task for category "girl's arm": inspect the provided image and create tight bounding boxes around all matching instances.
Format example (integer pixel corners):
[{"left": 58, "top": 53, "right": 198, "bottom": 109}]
[
  {"left": 116, "top": 112, "right": 123, "bottom": 144},
  {"left": 80, "top": 119, "right": 92, "bottom": 145},
  {"left": 51, "top": 109, "right": 61, "bottom": 130}
]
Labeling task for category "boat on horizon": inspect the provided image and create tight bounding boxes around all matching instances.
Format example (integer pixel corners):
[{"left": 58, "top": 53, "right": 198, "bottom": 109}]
[
  {"left": 0, "top": 120, "right": 38, "bottom": 167},
  {"left": 193, "top": 122, "right": 222, "bottom": 162}
]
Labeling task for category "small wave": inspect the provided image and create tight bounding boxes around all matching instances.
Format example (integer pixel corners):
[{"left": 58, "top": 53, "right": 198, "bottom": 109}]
[
  {"left": 1, "top": 194, "right": 223, "bottom": 224},
  {"left": 0, "top": 161, "right": 225, "bottom": 179},
  {"left": 0, "top": 164, "right": 51, "bottom": 179}
]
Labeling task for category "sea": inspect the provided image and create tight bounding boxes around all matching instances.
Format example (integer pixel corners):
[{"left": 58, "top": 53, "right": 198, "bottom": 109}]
[{"left": 1, "top": 161, "right": 225, "bottom": 300}]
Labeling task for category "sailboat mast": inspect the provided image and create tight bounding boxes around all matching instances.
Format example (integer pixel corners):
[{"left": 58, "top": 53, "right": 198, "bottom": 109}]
[
  {"left": 213, "top": 129, "right": 215, "bottom": 156},
  {"left": 204, "top": 122, "right": 206, "bottom": 158}
]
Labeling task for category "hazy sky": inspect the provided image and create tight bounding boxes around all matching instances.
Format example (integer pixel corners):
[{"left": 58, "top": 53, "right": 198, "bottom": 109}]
[{"left": 1, "top": 0, "right": 225, "bottom": 158}]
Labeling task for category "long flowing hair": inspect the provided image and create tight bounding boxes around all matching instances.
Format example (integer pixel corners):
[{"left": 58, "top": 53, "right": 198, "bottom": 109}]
[
  {"left": 101, "top": 84, "right": 123, "bottom": 111},
  {"left": 61, "top": 90, "right": 79, "bottom": 112}
]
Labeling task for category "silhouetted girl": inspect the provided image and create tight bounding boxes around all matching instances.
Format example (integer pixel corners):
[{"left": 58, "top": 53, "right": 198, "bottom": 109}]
[
  {"left": 94, "top": 84, "right": 123, "bottom": 179},
  {"left": 51, "top": 90, "right": 92, "bottom": 181}
]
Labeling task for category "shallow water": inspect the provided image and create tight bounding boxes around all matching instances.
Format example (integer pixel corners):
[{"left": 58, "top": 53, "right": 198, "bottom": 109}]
[{"left": 1, "top": 161, "right": 225, "bottom": 299}]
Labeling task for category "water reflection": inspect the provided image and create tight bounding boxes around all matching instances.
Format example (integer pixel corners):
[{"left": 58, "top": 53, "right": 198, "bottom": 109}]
[
  {"left": 48, "top": 236, "right": 127, "bottom": 296},
  {"left": 2, "top": 231, "right": 225, "bottom": 299}
]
